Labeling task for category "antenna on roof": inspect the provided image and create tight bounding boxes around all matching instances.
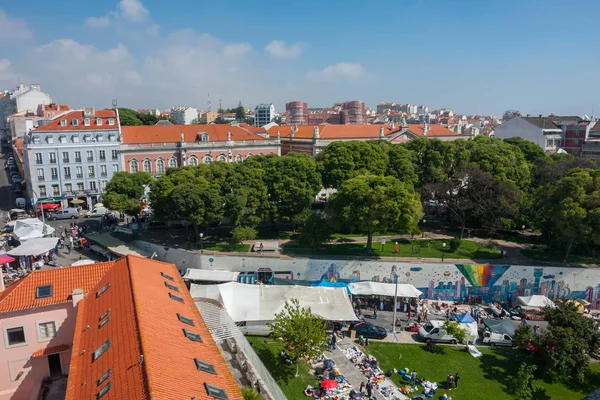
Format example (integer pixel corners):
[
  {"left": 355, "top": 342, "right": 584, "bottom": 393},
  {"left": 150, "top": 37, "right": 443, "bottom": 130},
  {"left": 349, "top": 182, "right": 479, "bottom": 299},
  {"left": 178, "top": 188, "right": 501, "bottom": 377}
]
[{"left": 112, "top": 98, "right": 118, "bottom": 109}]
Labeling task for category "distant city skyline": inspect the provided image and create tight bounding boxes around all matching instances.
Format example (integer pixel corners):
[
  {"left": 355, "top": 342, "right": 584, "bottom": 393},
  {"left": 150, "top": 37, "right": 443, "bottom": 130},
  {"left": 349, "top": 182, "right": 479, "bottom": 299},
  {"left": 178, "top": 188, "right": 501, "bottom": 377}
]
[{"left": 1, "top": 0, "right": 599, "bottom": 117}]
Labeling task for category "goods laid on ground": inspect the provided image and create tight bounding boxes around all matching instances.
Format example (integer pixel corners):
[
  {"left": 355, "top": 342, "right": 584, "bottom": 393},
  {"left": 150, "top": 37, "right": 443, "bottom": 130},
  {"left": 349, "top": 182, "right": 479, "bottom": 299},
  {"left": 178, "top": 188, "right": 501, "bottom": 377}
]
[{"left": 304, "top": 354, "right": 355, "bottom": 399}]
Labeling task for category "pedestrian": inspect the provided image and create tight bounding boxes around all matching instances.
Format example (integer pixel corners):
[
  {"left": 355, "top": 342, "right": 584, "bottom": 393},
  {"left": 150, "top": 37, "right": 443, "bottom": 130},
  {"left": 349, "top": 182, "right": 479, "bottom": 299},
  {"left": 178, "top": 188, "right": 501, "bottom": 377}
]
[
  {"left": 410, "top": 370, "right": 418, "bottom": 385},
  {"left": 521, "top": 319, "right": 528, "bottom": 326},
  {"left": 331, "top": 333, "right": 337, "bottom": 350},
  {"left": 373, "top": 307, "right": 377, "bottom": 319},
  {"left": 359, "top": 382, "right": 365, "bottom": 395},
  {"left": 454, "top": 372, "right": 460, "bottom": 388},
  {"left": 366, "top": 381, "right": 372, "bottom": 398},
  {"left": 446, "top": 374, "right": 452, "bottom": 389},
  {"left": 417, "top": 313, "right": 422, "bottom": 324}
]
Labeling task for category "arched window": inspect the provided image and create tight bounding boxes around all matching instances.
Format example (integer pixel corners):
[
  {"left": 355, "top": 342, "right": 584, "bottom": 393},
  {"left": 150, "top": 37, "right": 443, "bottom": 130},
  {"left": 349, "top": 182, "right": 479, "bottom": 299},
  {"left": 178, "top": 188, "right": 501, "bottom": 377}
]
[
  {"left": 143, "top": 158, "right": 152, "bottom": 173},
  {"left": 130, "top": 159, "right": 139, "bottom": 173},
  {"left": 198, "top": 132, "right": 209, "bottom": 142},
  {"left": 156, "top": 158, "right": 165, "bottom": 174},
  {"left": 269, "top": 152, "right": 275, "bottom": 155},
  {"left": 216, "top": 154, "right": 227, "bottom": 162},
  {"left": 235, "top": 154, "right": 243, "bottom": 163},
  {"left": 188, "top": 156, "right": 198, "bottom": 166},
  {"left": 169, "top": 157, "right": 177, "bottom": 168},
  {"left": 203, "top": 155, "right": 213, "bottom": 164},
  {"left": 258, "top": 152, "right": 264, "bottom": 156},
  {"left": 246, "top": 153, "right": 253, "bottom": 158}
]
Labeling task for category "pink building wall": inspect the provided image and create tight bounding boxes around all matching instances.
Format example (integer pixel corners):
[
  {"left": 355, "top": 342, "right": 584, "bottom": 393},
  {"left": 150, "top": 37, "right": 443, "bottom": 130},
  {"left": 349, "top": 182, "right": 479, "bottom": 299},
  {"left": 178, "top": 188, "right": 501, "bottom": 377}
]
[{"left": 0, "top": 303, "right": 77, "bottom": 400}]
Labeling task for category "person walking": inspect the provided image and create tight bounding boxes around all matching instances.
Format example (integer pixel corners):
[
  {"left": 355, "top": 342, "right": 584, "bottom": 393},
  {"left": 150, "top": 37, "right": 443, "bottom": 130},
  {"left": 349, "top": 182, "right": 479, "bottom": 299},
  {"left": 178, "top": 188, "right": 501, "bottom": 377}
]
[
  {"left": 410, "top": 370, "right": 418, "bottom": 385},
  {"left": 331, "top": 333, "right": 337, "bottom": 350},
  {"left": 366, "top": 381, "right": 372, "bottom": 398},
  {"left": 446, "top": 374, "right": 452, "bottom": 389},
  {"left": 454, "top": 372, "right": 460, "bottom": 388},
  {"left": 359, "top": 382, "right": 365, "bottom": 395}
]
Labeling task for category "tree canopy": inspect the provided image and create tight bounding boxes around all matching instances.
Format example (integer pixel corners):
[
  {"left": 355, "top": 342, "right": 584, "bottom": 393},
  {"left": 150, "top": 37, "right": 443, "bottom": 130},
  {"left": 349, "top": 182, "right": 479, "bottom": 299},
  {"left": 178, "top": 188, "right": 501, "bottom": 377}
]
[{"left": 102, "top": 171, "right": 150, "bottom": 216}]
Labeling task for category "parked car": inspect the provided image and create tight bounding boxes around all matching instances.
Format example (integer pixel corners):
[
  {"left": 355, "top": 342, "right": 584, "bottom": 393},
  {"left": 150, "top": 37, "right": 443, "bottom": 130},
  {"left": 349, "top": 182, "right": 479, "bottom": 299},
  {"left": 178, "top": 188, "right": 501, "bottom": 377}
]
[
  {"left": 86, "top": 206, "right": 110, "bottom": 218},
  {"left": 482, "top": 331, "right": 514, "bottom": 347},
  {"left": 52, "top": 208, "right": 80, "bottom": 220},
  {"left": 418, "top": 320, "right": 459, "bottom": 344},
  {"left": 349, "top": 321, "right": 388, "bottom": 340}
]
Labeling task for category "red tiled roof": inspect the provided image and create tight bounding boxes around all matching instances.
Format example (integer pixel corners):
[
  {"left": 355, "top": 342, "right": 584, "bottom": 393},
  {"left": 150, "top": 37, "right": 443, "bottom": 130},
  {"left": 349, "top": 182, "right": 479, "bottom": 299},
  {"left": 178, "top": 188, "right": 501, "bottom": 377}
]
[
  {"left": 65, "top": 255, "right": 242, "bottom": 400},
  {"left": 268, "top": 124, "right": 402, "bottom": 139},
  {"left": 0, "top": 262, "right": 114, "bottom": 314},
  {"left": 121, "top": 124, "right": 268, "bottom": 144},
  {"left": 14, "top": 138, "right": 24, "bottom": 155},
  {"left": 34, "top": 110, "right": 117, "bottom": 132},
  {"left": 32, "top": 344, "right": 70, "bottom": 357},
  {"left": 406, "top": 124, "right": 458, "bottom": 137}
]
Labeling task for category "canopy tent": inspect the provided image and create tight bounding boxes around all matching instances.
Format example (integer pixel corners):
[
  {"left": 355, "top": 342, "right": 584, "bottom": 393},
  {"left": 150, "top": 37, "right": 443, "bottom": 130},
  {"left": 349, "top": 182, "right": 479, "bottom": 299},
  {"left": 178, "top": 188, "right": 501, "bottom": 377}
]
[
  {"left": 348, "top": 281, "right": 422, "bottom": 298},
  {"left": 190, "top": 282, "right": 358, "bottom": 322},
  {"left": 8, "top": 238, "right": 58, "bottom": 256},
  {"left": 71, "top": 259, "right": 95, "bottom": 266},
  {"left": 183, "top": 269, "right": 240, "bottom": 282},
  {"left": 482, "top": 318, "right": 516, "bottom": 336},
  {"left": 13, "top": 218, "right": 55, "bottom": 241},
  {"left": 456, "top": 312, "right": 478, "bottom": 343},
  {"left": 516, "top": 295, "right": 555, "bottom": 309},
  {"left": 0, "top": 254, "right": 15, "bottom": 264},
  {"left": 456, "top": 312, "right": 476, "bottom": 324},
  {"left": 36, "top": 203, "right": 60, "bottom": 210},
  {"left": 310, "top": 279, "right": 351, "bottom": 294}
]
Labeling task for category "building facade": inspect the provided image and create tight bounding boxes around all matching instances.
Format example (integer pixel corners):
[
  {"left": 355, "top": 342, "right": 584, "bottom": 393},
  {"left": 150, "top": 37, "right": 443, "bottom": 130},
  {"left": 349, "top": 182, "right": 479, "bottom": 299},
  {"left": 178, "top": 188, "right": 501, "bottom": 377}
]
[
  {"left": 23, "top": 108, "right": 122, "bottom": 209},
  {"left": 199, "top": 111, "right": 218, "bottom": 124},
  {"left": 170, "top": 107, "right": 198, "bottom": 125},
  {"left": 340, "top": 101, "right": 367, "bottom": 124},
  {"left": 254, "top": 103, "right": 276, "bottom": 127},
  {"left": 494, "top": 115, "right": 581, "bottom": 152},
  {"left": 285, "top": 101, "right": 308, "bottom": 125}
]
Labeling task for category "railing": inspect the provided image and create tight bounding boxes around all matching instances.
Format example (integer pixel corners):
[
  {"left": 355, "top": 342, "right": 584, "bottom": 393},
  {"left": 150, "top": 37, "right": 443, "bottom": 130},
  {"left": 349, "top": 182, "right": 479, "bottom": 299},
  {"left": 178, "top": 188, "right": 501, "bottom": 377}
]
[
  {"left": 120, "top": 139, "right": 280, "bottom": 150},
  {"left": 100, "top": 173, "right": 107, "bottom": 178},
  {"left": 51, "top": 175, "right": 58, "bottom": 181},
  {"left": 99, "top": 157, "right": 106, "bottom": 161},
  {"left": 76, "top": 174, "right": 83, "bottom": 179},
  {"left": 87, "top": 157, "right": 94, "bottom": 162},
  {"left": 64, "top": 175, "right": 71, "bottom": 179},
  {"left": 35, "top": 160, "right": 43, "bottom": 165},
  {"left": 38, "top": 176, "right": 45, "bottom": 181},
  {"left": 50, "top": 159, "right": 56, "bottom": 164},
  {"left": 63, "top": 158, "right": 69, "bottom": 163},
  {"left": 89, "top": 173, "right": 95, "bottom": 178}
]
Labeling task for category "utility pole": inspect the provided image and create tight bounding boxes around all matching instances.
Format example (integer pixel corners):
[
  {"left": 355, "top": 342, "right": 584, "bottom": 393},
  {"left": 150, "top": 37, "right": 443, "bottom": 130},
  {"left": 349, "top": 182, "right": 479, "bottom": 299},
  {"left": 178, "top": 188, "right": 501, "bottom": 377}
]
[{"left": 392, "top": 272, "right": 398, "bottom": 333}]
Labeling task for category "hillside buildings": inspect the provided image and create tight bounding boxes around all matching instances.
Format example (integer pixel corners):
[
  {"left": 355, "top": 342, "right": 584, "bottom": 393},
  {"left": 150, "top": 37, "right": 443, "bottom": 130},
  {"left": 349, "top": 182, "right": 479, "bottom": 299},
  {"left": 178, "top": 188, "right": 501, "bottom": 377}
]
[
  {"left": 285, "top": 100, "right": 368, "bottom": 125},
  {"left": 254, "top": 103, "right": 276, "bottom": 127},
  {"left": 170, "top": 107, "right": 198, "bottom": 125}
]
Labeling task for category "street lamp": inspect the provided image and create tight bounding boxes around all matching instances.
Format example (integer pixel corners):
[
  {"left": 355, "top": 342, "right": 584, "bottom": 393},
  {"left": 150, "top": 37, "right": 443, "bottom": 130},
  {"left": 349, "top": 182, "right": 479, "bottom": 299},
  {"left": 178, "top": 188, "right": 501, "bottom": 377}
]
[
  {"left": 442, "top": 242, "right": 447, "bottom": 262},
  {"left": 392, "top": 269, "right": 399, "bottom": 334},
  {"left": 199, "top": 232, "right": 204, "bottom": 254}
]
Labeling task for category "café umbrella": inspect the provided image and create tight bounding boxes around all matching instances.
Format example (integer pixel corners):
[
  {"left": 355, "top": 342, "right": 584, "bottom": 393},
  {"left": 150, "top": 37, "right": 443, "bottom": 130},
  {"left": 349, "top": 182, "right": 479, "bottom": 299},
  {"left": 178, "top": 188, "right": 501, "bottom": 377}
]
[
  {"left": 70, "top": 199, "right": 85, "bottom": 204},
  {"left": 321, "top": 380, "right": 337, "bottom": 389}
]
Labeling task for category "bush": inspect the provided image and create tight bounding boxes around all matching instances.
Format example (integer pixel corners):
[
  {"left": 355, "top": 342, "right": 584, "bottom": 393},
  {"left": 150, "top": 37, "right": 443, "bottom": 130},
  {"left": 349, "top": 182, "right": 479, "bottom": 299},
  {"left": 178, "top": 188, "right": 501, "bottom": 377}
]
[
  {"left": 449, "top": 238, "right": 461, "bottom": 253},
  {"left": 241, "top": 387, "right": 261, "bottom": 400},
  {"left": 230, "top": 226, "right": 258, "bottom": 243}
]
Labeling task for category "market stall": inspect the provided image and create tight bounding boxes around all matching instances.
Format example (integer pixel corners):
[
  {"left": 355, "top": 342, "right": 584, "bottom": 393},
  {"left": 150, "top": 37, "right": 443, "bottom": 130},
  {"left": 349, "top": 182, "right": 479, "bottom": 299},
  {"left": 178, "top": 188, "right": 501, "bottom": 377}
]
[
  {"left": 348, "top": 282, "right": 422, "bottom": 298},
  {"left": 183, "top": 269, "right": 240, "bottom": 283},
  {"left": 304, "top": 356, "right": 355, "bottom": 399},
  {"left": 12, "top": 218, "right": 55, "bottom": 241},
  {"left": 455, "top": 312, "right": 478, "bottom": 344},
  {"left": 516, "top": 295, "right": 555, "bottom": 320},
  {"left": 8, "top": 237, "right": 58, "bottom": 257}
]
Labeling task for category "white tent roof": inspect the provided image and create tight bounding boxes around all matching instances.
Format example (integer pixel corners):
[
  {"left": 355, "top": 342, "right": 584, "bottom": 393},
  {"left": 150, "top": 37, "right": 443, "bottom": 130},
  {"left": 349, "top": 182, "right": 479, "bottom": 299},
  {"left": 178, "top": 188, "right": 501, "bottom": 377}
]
[
  {"left": 8, "top": 237, "right": 58, "bottom": 256},
  {"left": 190, "top": 282, "right": 358, "bottom": 322},
  {"left": 516, "top": 295, "right": 555, "bottom": 308},
  {"left": 13, "top": 218, "right": 55, "bottom": 241},
  {"left": 71, "top": 259, "right": 96, "bottom": 266},
  {"left": 348, "top": 281, "right": 423, "bottom": 298},
  {"left": 183, "top": 269, "right": 240, "bottom": 282},
  {"left": 459, "top": 321, "right": 479, "bottom": 343}
]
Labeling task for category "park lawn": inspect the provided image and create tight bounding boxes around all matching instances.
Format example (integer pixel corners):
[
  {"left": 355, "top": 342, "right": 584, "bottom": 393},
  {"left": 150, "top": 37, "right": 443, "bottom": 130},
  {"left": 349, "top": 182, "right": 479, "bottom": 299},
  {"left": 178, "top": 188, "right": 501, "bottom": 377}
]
[
  {"left": 203, "top": 241, "right": 250, "bottom": 252},
  {"left": 284, "top": 239, "right": 502, "bottom": 260},
  {"left": 521, "top": 248, "right": 600, "bottom": 265},
  {"left": 366, "top": 343, "right": 600, "bottom": 400},
  {"left": 247, "top": 336, "right": 319, "bottom": 399}
]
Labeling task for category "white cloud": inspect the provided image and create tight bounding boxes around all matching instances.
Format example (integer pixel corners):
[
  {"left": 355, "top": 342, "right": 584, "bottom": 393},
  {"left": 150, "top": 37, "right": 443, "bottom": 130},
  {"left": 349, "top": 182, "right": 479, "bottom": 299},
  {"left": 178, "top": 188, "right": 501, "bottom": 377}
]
[
  {"left": 223, "top": 43, "right": 253, "bottom": 57},
  {"left": 0, "top": 58, "right": 17, "bottom": 82},
  {"left": 84, "top": 16, "right": 111, "bottom": 28},
  {"left": 0, "top": 10, "right": 32, "bottom": 42},
  {"left": 265, "top": 40, "right": 302, "bottom": 59},
  {"left": 308, "top": 62, "right": 366, "bottom": 82},
  {"left": 117, "top": 0, "right": 149, "bottom": 22}
]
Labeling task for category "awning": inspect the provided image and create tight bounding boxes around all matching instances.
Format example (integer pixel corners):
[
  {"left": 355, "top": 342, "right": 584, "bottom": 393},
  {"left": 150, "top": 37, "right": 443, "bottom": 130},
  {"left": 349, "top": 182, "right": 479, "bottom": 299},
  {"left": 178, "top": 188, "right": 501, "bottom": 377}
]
[
  {"left": 8, "top": 238, "right": 58, "bottom": 256},
  {"left": 32, "top": 345, "right": 70, "bottom": 357},
  {"left": 310, "top": 279, "right": 351, "bottom": 294},
  {"left": 0, "top": 255, "right": 15, "bottom": 264},
  {"left": 71, "top": 259, "right": 95, "bottom": 266},
  {"left": 36, "top": 203, "right": 60, "bottom": 210},
  {"left": 183, "top": 269, "right": 239, "bottom": 282},
  {"left": 482, "top": 318, "right": 516, "bottom": 336},
  {"left": 85, "top": 232, "right": 151, "bottom": 258},
  {"left": 516, "top": 295, "right": 555, "bottom": 309},
  {"left": 348, "top": 281, "right": 423, "bottom": 298},
  {"left": 36, "top": 197, "right": 63, "bottom": 204}
]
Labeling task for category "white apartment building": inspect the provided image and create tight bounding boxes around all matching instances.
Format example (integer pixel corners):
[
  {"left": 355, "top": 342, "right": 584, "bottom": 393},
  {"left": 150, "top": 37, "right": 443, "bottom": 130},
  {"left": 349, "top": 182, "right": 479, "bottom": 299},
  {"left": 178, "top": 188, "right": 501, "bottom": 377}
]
[
  {"left": 254, "top": 103, "right": 276, "bottom": 127},
  {"left": 170, "top": 107, "right": 198, "bottom": 124},
  {"left": 0, "top": 84, "right": 52, "bottom": 145},
  {"left": 23, "top": 108, "right": 121, "bottom": 209}
]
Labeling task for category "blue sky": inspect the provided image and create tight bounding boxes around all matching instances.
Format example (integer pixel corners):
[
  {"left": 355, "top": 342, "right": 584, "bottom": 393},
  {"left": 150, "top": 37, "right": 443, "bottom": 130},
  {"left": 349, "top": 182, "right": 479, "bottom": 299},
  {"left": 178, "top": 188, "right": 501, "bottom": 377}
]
[{"left": 1, "top": 0, "right": 599, "bottom": 117}]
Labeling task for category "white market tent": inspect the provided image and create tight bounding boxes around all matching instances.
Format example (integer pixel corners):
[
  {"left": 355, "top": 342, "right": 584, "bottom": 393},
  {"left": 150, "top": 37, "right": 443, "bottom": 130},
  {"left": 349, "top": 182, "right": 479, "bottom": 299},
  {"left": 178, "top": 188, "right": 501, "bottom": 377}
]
[
  {"left": 516, "top": 295, "right": 555, "bottom": 309},
  {"left": 71, "top": 259, "right": 96, "bottom": 266},
  {"left": 8, "top": 237, "right": 58, "bottom": 257},
  {"left": 183, "top": 269, "right": 240, "bottom": 282},
  {"left": 190, "top": 282, "right": 358, "bottom": 322},
  {"left": 348, "top": 281, "right": 423, "bottom": 298},
  {"left": 13, "top": 218, "right": 55, "bottom": 241}
]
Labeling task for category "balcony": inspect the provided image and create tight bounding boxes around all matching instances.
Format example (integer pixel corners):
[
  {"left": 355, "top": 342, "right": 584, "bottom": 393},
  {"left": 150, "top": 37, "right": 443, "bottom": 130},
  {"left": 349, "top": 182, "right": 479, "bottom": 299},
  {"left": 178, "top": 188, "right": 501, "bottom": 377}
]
[
  {"left": 112, "top": 156, "right": 118, "bottom": 161},
  {"left": 99, "top": 156, "right": 106, "bottom": 161},
  {"left": 63, "top": 158, "right": 69, "bottom": 163},
  {"left": 100, "top": 173, "right": 107, "bottom": 178},
  {"left": 35, "top": 160, "right": 43, "bottom": 165},
  {"left": 38, "top": 176, "right": 45, "bottom": 181},
  {"left": 75, "top": 158, "right": 82, "bottom": 163},
  {"left": 76, "top": 174, "right": 83, "bottom": 179},
  {"left": 64, "top": 174, "right": 71, "bottom": 179},
  {"left": 89, "top": 173, "right": 95, "bottom": 178},
  {"left": 51, "top": 175, "right": 58, "bottom": 181},
  {"left": 87, "top": 158, "right": 94, "bottom": 162},
  {"left": 64, "top": 191, "right": 73, "bottom": 196},
  {"left": 50, "top": 159, "right": 57, "bottom": 164}
]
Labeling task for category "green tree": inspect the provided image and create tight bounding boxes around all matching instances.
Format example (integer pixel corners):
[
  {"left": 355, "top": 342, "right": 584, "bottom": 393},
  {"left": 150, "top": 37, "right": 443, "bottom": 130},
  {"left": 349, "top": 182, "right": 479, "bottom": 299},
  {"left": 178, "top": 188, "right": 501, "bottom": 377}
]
[
  {"left": 504, "top": 137, "right": 548, "bottom": 166},
  {"left": 298, "top": 214, "right": 334, "bottom": 248},
  {"left": 230, "top": 226, "right": 258, "bottom": 244},
  {"left": 235, "top": 102, "right": 246, "bottom": 122},
  {"left": 267, "top": 299, "right": 328, "bottom": 377},
  {"left": 117, "top": 108, "right": 143, "bottom": 126},
  {"left": 102, "top": 172, "right": 150, "bottom": 216},
  {"left": 170, "top": 183, "right": 224, "bottom": 242},
  {"left": 403, "top": 138, "right": 457, "bottom": 186},
  {"left": 327, "top": 175, "right": 423, "bottom": 254},
  {"left": 442, "top": 320, "right": 466, "bottom": 343},
  {"left": 316, "top": 141, "right": 387, "bottom": 187},
  {"left": 507, "top": 363, "right": 539, "bottom": 400},
  {"left": 382, "top": 143, "right": 418, "bottom": 186},
  {"left": 514, "top": 325, "right": 534, "bottom": 348}
]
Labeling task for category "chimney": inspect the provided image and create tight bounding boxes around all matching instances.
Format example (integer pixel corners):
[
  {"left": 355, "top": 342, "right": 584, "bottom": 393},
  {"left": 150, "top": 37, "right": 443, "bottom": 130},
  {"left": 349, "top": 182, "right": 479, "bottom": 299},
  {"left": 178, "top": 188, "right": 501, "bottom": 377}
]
[
  {"left": 313, "top": 125, "right": 319, "bottom": 138},
  {"left": 72, "top": 289, "right": 84, "bottom": 306},
  {"left": 227, "top": 131, "right": 231, "bottom": 142},
  {"left": 423, "top": 122, "right": 428, "bottom": 136},
  {"left": 391, "top": 121, "right": 396, "bottom": 130},
  {"left": 379, "top": 126, "right": 384, "bottom": 138}
]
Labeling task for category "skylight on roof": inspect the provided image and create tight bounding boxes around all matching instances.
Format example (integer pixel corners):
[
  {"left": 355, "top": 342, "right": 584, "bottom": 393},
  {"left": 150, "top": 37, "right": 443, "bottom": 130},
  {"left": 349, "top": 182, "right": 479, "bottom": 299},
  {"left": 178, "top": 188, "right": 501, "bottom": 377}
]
[
  {"left": 169, "top": 293, "right": 184, "bottom": 303},
  {"left": 161, "top": 272, "right": 174, "bottom": 281},
  {"left": 96, "top": 381, "right": 112, "bottom": 399},
  {"left": 96, "top": 283, "right": 110, "bottom": 298},
  {"left": 98, "top": 316, "right": 110, "bottom": 330},
  {"left": 92, "top": 339, "right": 111, "bottom": 362},
  {"left": 194, "top": 358, "right": 216, "bottom": 374},
  {"left": 204, "top": 383, "right": 229, "bottom": 400},
  {"left": 184, "top": 329, "right": 202, "bottom": 343},
  {"left": 36, "top": 285, "right": 52, "bottom": 299},
  {"left": 97, "top": 369, "right": 111, "bottom": 386},
  {"left": 164, "top": 282, "right": 179, "bottom": 291},
  {"left": 177, "top": 314, "right": 195, "bottom": 326},
  {"left": 99, "top": 309, "right": 110, "bottom": 321}
]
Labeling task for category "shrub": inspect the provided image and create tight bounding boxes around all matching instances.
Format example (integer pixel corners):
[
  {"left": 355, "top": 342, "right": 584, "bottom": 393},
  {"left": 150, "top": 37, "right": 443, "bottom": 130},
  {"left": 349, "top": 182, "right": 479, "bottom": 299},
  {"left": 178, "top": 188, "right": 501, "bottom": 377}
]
[
  {"left": 231, "top": 226, "right": 258, "bottom": 244},
  {"left": 449, "top": 238, "right": 461, "bottom": 253}
]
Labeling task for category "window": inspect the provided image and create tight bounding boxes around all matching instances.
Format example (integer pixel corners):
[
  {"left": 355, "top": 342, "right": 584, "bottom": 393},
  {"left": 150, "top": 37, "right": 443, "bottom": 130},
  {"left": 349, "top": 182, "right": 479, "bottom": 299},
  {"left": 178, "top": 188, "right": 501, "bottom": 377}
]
[
  {"left": 47, "top": 112, "right": 51, "bottom": 118},
  {"left": 62, "top": 152, "right": 69, "bottom": 163},
  {"left": 177, "top": 314, "right": 195, "bottom": 326},
  {"left": 188, "top": 156, "right": 198, "bottom": 166},
  {"left": 65, "top": 183, "right": 72, "bottom": 194},
  {"left": 35, "top": 153, "right": 43, "bottom": 164},
  {"left": 37, "top": 169, "right": 45, "bottom": 181},
  {"left": 574, "top": 139, "right": 581, "bottom": 145},
  {"left": 99, "top": 310, "right": 110, "bottom": 321},
  {"left": 46, "top": 136, "right": 54, "bottom": 144},
  {"left": 59, "top": 136, "right": 67, "bottom": 144},
  {"left": 88, "top": 166, "right": 95, "bottom": 178},
  {"left": 52, "top": 185, "right": 60, "bottom": 196},
  {"left": 235, "top": 154, "right": 243, "bottom": 162},
  {"left": 49, "top": 153, "right": 57, "bottom": 164},
  {"left": 60, "top": 119, "right": 67, "bottom": 127},
  {"left": 246, "top": 153, "right": 253, "bottom": 158},
  {"left": 111, "top": 150, "right": 118, "bottom": 160},
  {"left": 130, "top": 159, "right": 139, "bottom": 173},
  {"left": 194, "top": 359, "right": 216, "bottom": 374},
  {"left": 64, "top": 167, "right": 71, "bottom": 179},
  {"left": 72, "top": 135, "right": 80, "bottom": 143},
  {"left": 97, "top": 369, "right": 111, "bottom": 386},
  {"left": 74, "top": 151, "right": 81, "bottom": 162},
  {"left": 96, "top": 283, "right": 110, "bottom": 298},
  {"left": 143, "top": 159, "right": 151, "bottom": 172},
  {"left": 39, "top": 186, "right": 47, "bottom": 196},
  {"left": 90, "top": 181, "right": 97, "bottom": 191},
  {"left": 84, "top": 135, "right": 92, "bottom": 143},
  {"left": 87, "top": 151, "right": 94, "bottom": 161},
  {"left": 32, "top": 136, "right": 41, "bottom": 144},
  {"left": 169, "top": 158, "right": 177, "bottom": 168},
  {"left": 97, "top": 135, "right": 104, "bottom": 142},
  {"left": 203, "top": 155, "right": 212, "bottom": 164},
  {"left": 36, "top": 285, "right": 53, "bottom": 298},
  {"left": 108, "top": 118, "right": 114, "bottom": 126},
  {"left": 575, "top": 130, "right": 581, "bottom": 136},
  {"left": 84, "top": 118, "right": 90, "bottom": 126},
  {"left": 99, "top": 150, "right": 106, "bottom": 161},
  {"left": 76, "top": 166, "right": 83, "bottom": 179},
  {"left": 51, "top": 168, "right": 58, "bottom": 180},
  {"left": 6, "top": 327, "right": 26, "bottom": 346},
  {"left": 156, "top": 158, "right": 165, "bottom": 174},
  {"left": 72, "top": 119, "right": 79, "bottom": 126},
  {"left": 98, "top": 316, "right": 110, "bottom": 329},
  {"left": 198, "top": 132, "right": 209, "bottom": 141},
  {"left": 164, "top": 282, "right": 179, "bottom": 291},
  {"left": 77, "top": 182, "right": 84, "bottom": 192},
  {"left": 169, "top": 293, "right": 184, "bottom": 303},
  {"left": 184, "top": 329, "right": 202, "bottom": 342},
  {"left": 100, "top": 165, "right": 107, "bottom": 177},
  {"left": 97, "top": 382, "right": 112, "bottom": 399},
  {"left": 92, "top": 339, "right": 111, "bottom": 362},
  {"left": 161, "top": 272, "right": 174, "bottom": 281},
  {"left": 101, "top": 180, "right": 108, "bottom": 190},
  {"left": 96, "top": 118, "right": 103, "bottom": 126},
  {"left": 112, "top": 164, "right": 119, "bottom": 173},
  {"left": 38, "top": 322, "right": 56, "bottom": 340},
  {"left": 204, "top": 383, "right": 229, "bottom": 400},
  {"left": 216, "top": 154, "right": 227, "bottom": 162}
]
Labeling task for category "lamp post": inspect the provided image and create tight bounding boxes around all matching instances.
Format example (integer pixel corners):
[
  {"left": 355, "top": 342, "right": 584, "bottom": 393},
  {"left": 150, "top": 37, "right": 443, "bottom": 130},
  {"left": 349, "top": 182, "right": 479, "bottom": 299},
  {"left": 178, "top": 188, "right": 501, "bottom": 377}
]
[
  {"left": 442, "top": 242, "right": 447, "bottom": 262},
  {"left": 392, "top": 271, "right": 399, "bottom": 333},
  {"left": 199, "top": 232, "right": 204, "bottom": 254}
]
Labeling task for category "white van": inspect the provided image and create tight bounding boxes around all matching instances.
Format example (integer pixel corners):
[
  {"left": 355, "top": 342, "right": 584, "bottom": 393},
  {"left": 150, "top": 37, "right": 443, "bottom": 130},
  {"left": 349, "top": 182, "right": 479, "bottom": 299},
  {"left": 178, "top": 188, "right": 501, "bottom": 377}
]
[
  {"left": 482, "top": 331, "right": 514, "bottom": 347},
  {"left": 237, "top": 321, "right": 273, "bottom": 336},
  {"left": 418, "top": 320, "right": 459, "bottom": 344},
  {"left": 86, "top": 206, "right": 110, "bottom": 218},
  {"left": 52, "top": 208, "right": 80, "bottom": 220}
]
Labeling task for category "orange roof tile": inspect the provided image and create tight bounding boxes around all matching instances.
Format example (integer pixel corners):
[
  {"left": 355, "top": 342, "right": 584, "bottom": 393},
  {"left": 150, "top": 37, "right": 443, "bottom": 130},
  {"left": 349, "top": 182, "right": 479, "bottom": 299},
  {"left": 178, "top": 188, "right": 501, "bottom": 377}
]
[
  {"left": 0, "top": 262, "right": 114, "bottom": 314},
  {"left": 34, "top": 110, "right": 117, "bottom": 132},
  {"left": 32, "top": 344, "right": 70, "bottom": 357},
  {"left": 65, "top": 255, "right": 242, "bottom": 400},
  {"left": 14, "top": 138, "right": 24, "bottom": 155},
  {"left": 268, "top": 124, "right": 402, "bottom": 139},
  {"left": 121, "top": 124, "right": 267, "bottom": 144},
  {"left": 406, "top": 124, "right": 457, "bottom": 137}
]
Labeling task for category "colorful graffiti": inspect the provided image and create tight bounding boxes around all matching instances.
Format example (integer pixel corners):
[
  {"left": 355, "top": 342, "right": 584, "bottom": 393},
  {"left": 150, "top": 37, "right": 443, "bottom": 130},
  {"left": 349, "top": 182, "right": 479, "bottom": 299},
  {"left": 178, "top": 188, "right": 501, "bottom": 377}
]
[{"left": 455, "top": 264, "right": 510, "bottom": 287}]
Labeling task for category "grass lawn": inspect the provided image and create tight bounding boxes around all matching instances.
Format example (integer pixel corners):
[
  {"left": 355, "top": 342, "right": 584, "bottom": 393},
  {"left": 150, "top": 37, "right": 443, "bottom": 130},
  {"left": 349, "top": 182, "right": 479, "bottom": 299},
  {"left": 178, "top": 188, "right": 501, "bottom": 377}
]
[
  {"left": 366, "top": 343, "right": 600, "bottom": 400},
  {"left": 202, "top": 241, "right": 250, "bottom": 252},
  {"left": 247, "top": 336, "right": 318, "bottom": 399},
  {"left": 283, "top": 239, "right": 502, "bottom": 260},
  {"left": 521, "top": 248, "right": 600, "bottom": 265}
]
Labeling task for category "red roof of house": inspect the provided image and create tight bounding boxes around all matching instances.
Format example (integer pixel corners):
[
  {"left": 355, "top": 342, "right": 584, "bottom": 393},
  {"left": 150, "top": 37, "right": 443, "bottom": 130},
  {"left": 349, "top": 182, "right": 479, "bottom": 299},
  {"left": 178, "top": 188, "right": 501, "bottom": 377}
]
[
  {"left": 0, "top": 262, "right": 114, "bottom": 314},
  {"left": 65, "top": 255, "right": 242, "bottom": 400},
  {"left": 268, "top": 124, "right": 402, "bottom": 139},
  {"left": 121, "top": 124, "right": 268, "bottom": 144},
  {"left": 32, "top": 344, "right": 70, "bottom": 357},
  {"left": 34, "top": 110, "right": 117, "bottom": 131},
  {"left": 406, "top": 124, "right": 457, "bottom": 137}
]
